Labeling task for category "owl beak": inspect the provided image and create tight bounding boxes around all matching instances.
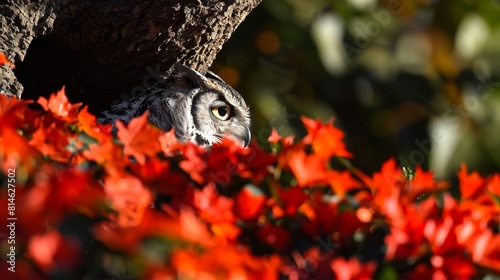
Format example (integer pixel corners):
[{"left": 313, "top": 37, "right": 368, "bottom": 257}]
[{"left": 242, "top": 127, "right": 251, "bottom": 148}]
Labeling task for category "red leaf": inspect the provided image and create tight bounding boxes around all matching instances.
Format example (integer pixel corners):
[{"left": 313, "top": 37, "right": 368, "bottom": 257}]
[
  {"left": 103, "top": 176, "right": 153, "bottom": 228},
  {"left": 403, "top": 167, "right": 448, "bottom": 201},
  {"left": 29, "top": 122, "right": 74, "bottom": 162},
  {"left": 171, "top": 243, "right": 282, "bottom": 280},
  {"left": 330, "top": 257, "right": 377, "bottom": 280},
  {"left": 37, "top": 87, "right": 81, "bottom": 122},
  {"left": 301, "top": 191, "right": 339, "bottom": 236},
  {"left": 77, "top": 106, "right": 111, "bottom": 141},
  {"left": 301, "top": 116, "right": 352, "bottom": 158},
  {"left": 234, "top": 185, "right": 266, "bottom": 220},
  {"left": 84, "top": 135, "right": 127, "bottom": 177},
  {"left": 0, "top": 52, "right": 15, "bottom": 68},
  {"left": 130, "top": 158, "right": 188, "bottom": 195},
  {"left": 257, "top": 224, "right": 291, "bottom": 252},
  {"left": 277, "top": 186, "right": 308, "bottom": 216},
  {"left": 475, "top": 235, "right": 500, "bottom": 274},
  {"left": 206, "top": 139, "right": 241, "bottom": 185},
  {"left": 469, "top": 229, "right": 493, "bottom": 263},
  {"left": 288, "top": 150, "right": 329, "bottom": 187},
  {"left": 211, "top": 222, "right": 241, "bottom": 241},
  {"left": 328, "top": 170, "right": 361, "bottom": 197},
  {"left": 0, "top": 126, "right": 40, "bottom": 172},
  {"left": 457, "top": 163, "right": 485, "bottom": 199},
  {"left": 28, "top": 230, "right": 81, "bottom": 272},
  {"left": 268, "top": 128, "right": 282, "bottom": 144},
  {"left": 28, "top": 230, "right": 60, "bottom": 270},
  {"left": 384, "top": 198, "right": 438, "bottom": 260},
  {"left": 116, "top": 111, "right": 163, "bottom": 164},
  {"left": 93, "top": 210, "right": 181, "bottom": 253},
  {"left": 179, "top": 143, "right": 208, "bottom": 184},
  {"left": 18, "top": 168, "right": 104, "bottom": 233},
  {"left": 369, "top": 158, "right": 404, "bottom": 208},
  {"left": 191, "top": 183, "right": 235, "bottom": 224},
  {"left": 0, "top": 94, "right": 33, "bottom": 127},
  {"left": 177, "top": 207, "right": 215, "bottom": 245},
  {"left": 207, "top": 140, "right": 275, "bottom": 186},
  {"left": 159, "top": 129, "right": 181, "bottom": 155},
  {"left": 487, "top": 174, "right": 500, "bottom": 197},
  {"left": 430, "top": 254, "right": 477, "bottom": 280}
]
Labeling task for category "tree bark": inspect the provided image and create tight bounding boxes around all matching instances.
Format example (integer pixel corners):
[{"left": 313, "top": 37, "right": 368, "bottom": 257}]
[
  {"left": 0, "top": 0, "right": 261, "bottom": 112},
  {"left": 0, "top": 0, "right": 54, "bottom": 97}
]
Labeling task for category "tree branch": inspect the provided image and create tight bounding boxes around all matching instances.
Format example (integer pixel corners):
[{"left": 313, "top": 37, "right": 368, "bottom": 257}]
[{"left": 1, "top": 0, "right": 261, "bottom": 112}]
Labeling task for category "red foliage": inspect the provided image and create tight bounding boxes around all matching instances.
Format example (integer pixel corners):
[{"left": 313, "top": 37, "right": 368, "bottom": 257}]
[
  {"left": 1, "top": 86, "right": 500, "bottom": 279},
  {"left": 116, "top": 112, "right": 163, "bottom": 164},
  {"left": 331, "top": 257, "right": 377, "bottom": 280},
  {"left": 0, "top": 52, "right": 15, "bottom": 68},
  {"left": 28, "top": 230, "right": 81, "bottom": 273},
  {"left": 37, "top": 87, "right": 81, "bottom": 122}
]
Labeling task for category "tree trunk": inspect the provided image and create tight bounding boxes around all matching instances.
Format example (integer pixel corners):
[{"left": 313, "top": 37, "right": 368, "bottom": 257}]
[
  {"left": 0, "top": 0, "right": 261, "bottom": 113},
  {"left": 0, "top": 0, "right": 54, "bottom": 97}
]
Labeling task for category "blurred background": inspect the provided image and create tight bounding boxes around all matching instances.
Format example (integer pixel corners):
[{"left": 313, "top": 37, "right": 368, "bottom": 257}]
[{"left": 212, "top": 0, "right": 500, "bottom": 182}]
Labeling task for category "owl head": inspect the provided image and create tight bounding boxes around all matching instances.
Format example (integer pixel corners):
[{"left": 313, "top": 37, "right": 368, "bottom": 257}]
[{"left": 164, "top": 63, "right": 251, "bottom": 147}]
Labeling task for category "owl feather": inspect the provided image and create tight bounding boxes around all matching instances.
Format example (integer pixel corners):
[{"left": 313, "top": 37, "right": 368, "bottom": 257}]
[{"left": 99, "top": 63, "right": 251, "bottom": 147}]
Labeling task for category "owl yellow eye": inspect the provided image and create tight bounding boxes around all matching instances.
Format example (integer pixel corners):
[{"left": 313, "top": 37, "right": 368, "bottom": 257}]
[{"left": 211, "top": 105, "right": 231, "bottom": 121}]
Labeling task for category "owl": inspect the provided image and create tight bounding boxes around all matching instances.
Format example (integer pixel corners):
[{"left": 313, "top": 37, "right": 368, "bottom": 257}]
[{"left": 99, "top": 63, "right": 251, "bottom": 147}]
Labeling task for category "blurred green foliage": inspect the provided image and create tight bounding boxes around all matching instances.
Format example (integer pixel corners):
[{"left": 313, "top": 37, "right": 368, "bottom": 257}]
[{"left": 214, "top": 0, "right": 500, "bottom": 181}]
